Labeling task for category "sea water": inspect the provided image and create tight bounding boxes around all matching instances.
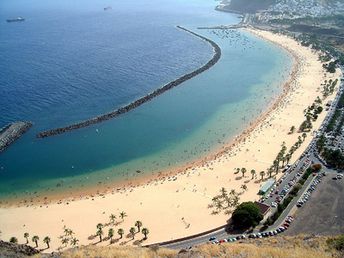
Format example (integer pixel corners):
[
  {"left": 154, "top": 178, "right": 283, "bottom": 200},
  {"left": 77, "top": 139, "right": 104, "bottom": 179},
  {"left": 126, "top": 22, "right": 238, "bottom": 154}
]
[{"left": 0, "top": 0, "right": 292, "bottom": 198}]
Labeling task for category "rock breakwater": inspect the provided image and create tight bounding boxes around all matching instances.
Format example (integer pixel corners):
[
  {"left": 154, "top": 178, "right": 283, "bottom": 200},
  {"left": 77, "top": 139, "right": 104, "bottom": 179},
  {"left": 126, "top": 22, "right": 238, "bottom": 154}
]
[
  {"left": 37, "top": 26, "right": 221, "bottom": 138},
  {"left": 0, "top": 122, "right": 32, "bottom": 153}
]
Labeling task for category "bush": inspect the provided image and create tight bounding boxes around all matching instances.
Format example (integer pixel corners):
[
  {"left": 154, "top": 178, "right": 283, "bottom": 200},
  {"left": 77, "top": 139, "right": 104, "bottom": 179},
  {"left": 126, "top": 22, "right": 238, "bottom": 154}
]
[
  {"left": 289, "top": 183, "right": 302, "bottom": 196},
  {"left": 231, "top": 202, "right": 263, "bottom": 229},
  {"left": 327, "top": 235, "right": 344, "bottom": 251},
  {"left": 311, "top": 163, "right": 322, "bottom": 172}
]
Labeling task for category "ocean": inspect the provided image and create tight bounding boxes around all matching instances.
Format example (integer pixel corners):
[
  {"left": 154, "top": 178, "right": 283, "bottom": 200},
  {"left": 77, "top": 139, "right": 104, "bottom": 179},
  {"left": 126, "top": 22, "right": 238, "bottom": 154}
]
[{"left": 0, "top": 0, "right": 292, "bottom": 199}]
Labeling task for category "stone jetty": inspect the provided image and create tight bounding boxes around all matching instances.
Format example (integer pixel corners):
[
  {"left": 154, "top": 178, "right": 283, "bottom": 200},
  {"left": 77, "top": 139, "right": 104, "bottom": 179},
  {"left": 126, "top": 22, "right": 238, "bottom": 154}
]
[
  {"left": 0, "top": 121, "right": 32, "bottom": 152},
  {"left": 37, "top": 26, "right": 221, "bottom": 138}
]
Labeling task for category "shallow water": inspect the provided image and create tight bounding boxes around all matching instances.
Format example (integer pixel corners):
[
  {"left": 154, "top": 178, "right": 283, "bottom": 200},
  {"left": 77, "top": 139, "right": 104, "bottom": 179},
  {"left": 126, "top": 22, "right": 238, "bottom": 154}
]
[{"left": 0, "top": 0, "right": 292, "bottom": 198}]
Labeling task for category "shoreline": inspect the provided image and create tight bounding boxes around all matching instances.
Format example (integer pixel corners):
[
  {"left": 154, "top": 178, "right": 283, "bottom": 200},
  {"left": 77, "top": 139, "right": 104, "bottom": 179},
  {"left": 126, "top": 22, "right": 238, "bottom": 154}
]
[
  {"left": 0, "top": 28, "right": 341, "bottom": 251},
  {"left": 0, "top": 27, "right": 297, "bottom": 207},
  {"left": 36, "top": 26, "right": 221, "bottom": 138}
]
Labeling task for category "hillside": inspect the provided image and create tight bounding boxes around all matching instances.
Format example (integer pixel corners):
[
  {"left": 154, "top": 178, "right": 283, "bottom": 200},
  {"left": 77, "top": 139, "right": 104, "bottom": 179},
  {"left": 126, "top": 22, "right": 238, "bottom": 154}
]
[{"left": 0, "top": 235, "right": 334, "bottom": 258}]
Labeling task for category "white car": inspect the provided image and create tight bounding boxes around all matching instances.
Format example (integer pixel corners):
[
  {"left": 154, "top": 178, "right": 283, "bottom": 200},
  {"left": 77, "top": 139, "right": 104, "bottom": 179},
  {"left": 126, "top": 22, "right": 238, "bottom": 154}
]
[{"left": 271, "top": 202, "right": 277, "bottom": 208}]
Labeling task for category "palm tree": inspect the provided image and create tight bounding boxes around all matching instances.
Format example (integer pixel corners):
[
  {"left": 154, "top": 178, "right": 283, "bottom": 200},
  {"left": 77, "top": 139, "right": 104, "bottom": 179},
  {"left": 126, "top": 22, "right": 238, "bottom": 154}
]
[
  {"left": 135, "top": 221, "right": 143, "bottom": 232},
  {"left": 234, "top": 168, "right": 240, "bottom": 174},
  {"left": 32, "top": 235, "right": 39, "bottom": 248},
  {"left": 273, "top": 159, "right": 280, "bottom": 173},
  {"left": 117, "top": 228, "right": 124, "bottom": 239},
  {"left": 220, "top": 187, "right": 227, "bottom": 197},
  {"left": 285, "top": 153, "right": 292, "bottom": 165},
  {"left": 241, "top": 167, "right": 247, "bottom": 178},
  {"left": 289, "top": 126, "right": 295, "bottom": 134},
  {"left": 119, "top": 211, "right": 127, "bottom": 221},
  {"left": 108, "top": 228, "right": 114, "bottom": 242},
  {"left": 61, "top": 238, "right": 69, "bottom": 247},
  {"left": 250, "top": 169, "right": 256, "bottom": 179},
  {"left": 129, "top": 227, "right": 136, "bottom": 240},
  {"left": 141, "top": 228, "right": 149, "bottom": 240},
  {"left": 9, "top": 237, "right": 18, "bottom": 243},
  {"left": 268, "top": 167, "right": 274, "bottom": 178},
  {"left": 24, "top": 232, "right": 29, "bottom": 244},
  {"left": 96, "top": 223, "right": 104, "bottom": 230},
  {"left": 240, "top": 184, "right": 247, "bottom": 192},
  {"left": 302, "top": 132, "right": 307, "bottom": 141},
  {"left": 43, "top": 236, "right": 51, "bottom": 249},
  {"left": 70, "top": 238, "right": 79, "bottom": 247},
  {"left": 260, "top": 171, "right": 265, "bottom": 181},
  {"left": 109, "top": 214, "right": 116, "bottom": 225},
  {"left": 96, "top": 227, "right": 103, "bottom": 242}
]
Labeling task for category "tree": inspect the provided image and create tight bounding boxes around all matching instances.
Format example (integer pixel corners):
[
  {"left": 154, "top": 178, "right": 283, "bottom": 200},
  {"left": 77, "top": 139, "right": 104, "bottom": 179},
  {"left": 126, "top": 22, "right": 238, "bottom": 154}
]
[
  {"left": 32, "top": 235, "right": 39, "bottom": 248},
  {"left": 61, "top": 237, "right": 69, "bottom": 247},
  {"left": 9, "top": 237, "right": 18, "bottom": 244},
  {"left": 135, "top": 221, "right": 143, "bottom": 232},
  {"left": 96, "top": 227, "right": 103, "bottom": 242},
  {"left": 250, "top": 169, "right": 256, "bottom": 179},
  {"left": 70, "top": 238, "right": 79, "bottom": 247},
  {"left": 43, "top": 236, "right": 51, "bottom": 249},
  {"left": 141, "top": 228, "right": 149, "bottom": 240},
  {"left": 24, "top": 232, "right": 29, "bottom": 244},
  {"left": 241, "top": 167, "right": 247, "bottom": 178},
  {"left": 289, "top": 126, "right": 295, "bottom": 134},
  {"left": 240, "top": 184, "right": 248, "bottom": 192},
  {"left": 260, "top": 171, "right": 265, "bottom": 180},
  {"left": 109, "top": 214, "right": 116, "bottom": 225},
  {"left": 117, "top": 228, "right": 124, "bottom": 239},
  {"left": 108, "top": 228, "right": 114, "bottom": 242},
  {"left": 96, "top": 223, "right": 104, "bottom": 230},
  {"left": 119, "top": 211, "right": 127, "bottom": 221},
  {"left": 234, "top": 168, "right": 240, "bottom": 174},
  {"left": 285, "top": 153, "right": 292, "bottom": 165},
  {"left": 129, "top": 227, "right": 136, "bottom": 240},
  {"left": 302, "top": 132, "right": 307, "bottom": 141},
  {"left": 231, "top": 202, "right": 263, "bottom": 229}
]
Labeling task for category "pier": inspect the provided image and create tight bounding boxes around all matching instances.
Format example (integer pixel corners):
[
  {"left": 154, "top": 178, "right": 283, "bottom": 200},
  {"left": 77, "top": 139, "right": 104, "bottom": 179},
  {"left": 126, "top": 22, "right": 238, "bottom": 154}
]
[
  {"left": 37, "top": 26, "right": 222, "bottom": 138},
  {"left": 0, "top": 122, "right": 32, "bottom": 152}
]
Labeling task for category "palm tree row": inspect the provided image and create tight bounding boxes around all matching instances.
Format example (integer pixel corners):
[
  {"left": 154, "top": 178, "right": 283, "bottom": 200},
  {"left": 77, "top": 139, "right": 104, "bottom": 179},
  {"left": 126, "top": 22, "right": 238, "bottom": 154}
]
[
  {"left": 96, "top": 220, "right": 149, "bottom": 243},
  {"left": 9, "top": 233, "right": 51, "bottom": 249}
]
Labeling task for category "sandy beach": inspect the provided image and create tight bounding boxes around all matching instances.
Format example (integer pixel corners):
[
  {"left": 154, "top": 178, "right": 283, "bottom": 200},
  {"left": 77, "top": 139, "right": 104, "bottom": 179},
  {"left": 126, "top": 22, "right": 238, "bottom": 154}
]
[{"left": 0, "top": 28, "right": 341, "bottom": 251}]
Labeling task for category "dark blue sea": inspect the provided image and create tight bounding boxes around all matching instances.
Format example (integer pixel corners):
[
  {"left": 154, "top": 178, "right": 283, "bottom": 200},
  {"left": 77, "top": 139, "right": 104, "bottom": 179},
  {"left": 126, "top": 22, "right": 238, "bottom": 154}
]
[{"left": 0, "top": 0, "right": 292, "bottom": 199}]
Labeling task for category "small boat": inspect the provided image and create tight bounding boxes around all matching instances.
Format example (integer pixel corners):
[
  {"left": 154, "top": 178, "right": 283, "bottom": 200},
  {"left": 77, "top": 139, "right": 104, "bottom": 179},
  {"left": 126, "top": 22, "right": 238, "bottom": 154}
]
[
  {"left": 104, "top": 6, "right": 112, "bottom": 11},
  {"left": 6, "top": 17, "right": 25, "bottom": 23}
]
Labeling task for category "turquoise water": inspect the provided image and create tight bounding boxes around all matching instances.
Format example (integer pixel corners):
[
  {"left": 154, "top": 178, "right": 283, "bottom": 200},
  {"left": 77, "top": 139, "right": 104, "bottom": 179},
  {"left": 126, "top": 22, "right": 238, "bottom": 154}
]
[{"left": 0, "top": 0, "right": 292, "bottom": 199}]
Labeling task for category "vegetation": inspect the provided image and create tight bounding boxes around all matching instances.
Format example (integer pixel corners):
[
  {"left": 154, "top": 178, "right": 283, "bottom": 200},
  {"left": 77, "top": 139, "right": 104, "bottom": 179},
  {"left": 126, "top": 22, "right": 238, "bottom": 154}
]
[
  {"left": 117, "top": 228, "right": 124, "bottom": 239},
  {"left": 141, "top": 228, "right": 149, "bottom": 240},
  {"left": 24, "top": 232, "right": 29, "bottom": 244},
  {"left": 129, "top": 227, "right": 136, "bottom": 240},
  {"left": 208, "top": 187, "right": 241, "bottom": 215},
  {"left": 32, "top": 235, "right": 39, "bottom": 248},
  {"left": 109, "top": 214, "right": 116, "bottom": 225},
  {"left": 108, "top": 228, "right": 114, "bottom": 243},
  {"left": 59, "top": 226, "right": 78, "bottom": 249},
  {"left": 9, "top": 237, "right": 18, "bottom": 244},
  {"left": 135, "top": 221, "right": 142, "bottom": 232},
  {"left": 5, "top": 235, "right": 344, "bottom": 258},
  {"left": 231, "top": 202, "right": 263, "bottom": 229},
  {"left": 43, "top": 236, "right": 51, "bottom": 249},
  {"left": 327, "top": 235, "right": 344, "bottom": 251}
]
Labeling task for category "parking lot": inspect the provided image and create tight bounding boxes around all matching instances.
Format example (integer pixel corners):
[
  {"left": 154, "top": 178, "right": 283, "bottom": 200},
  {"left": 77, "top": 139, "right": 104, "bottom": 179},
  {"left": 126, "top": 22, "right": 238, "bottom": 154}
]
[{"left": 285, "top": 173, "right": 344, "bottom": 235}]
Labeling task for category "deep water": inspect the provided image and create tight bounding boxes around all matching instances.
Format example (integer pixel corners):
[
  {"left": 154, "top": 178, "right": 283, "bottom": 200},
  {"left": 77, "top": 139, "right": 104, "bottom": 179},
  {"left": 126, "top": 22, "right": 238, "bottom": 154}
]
[{"left": 0, "top": 0, "right": 292, "bottom": 198}]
